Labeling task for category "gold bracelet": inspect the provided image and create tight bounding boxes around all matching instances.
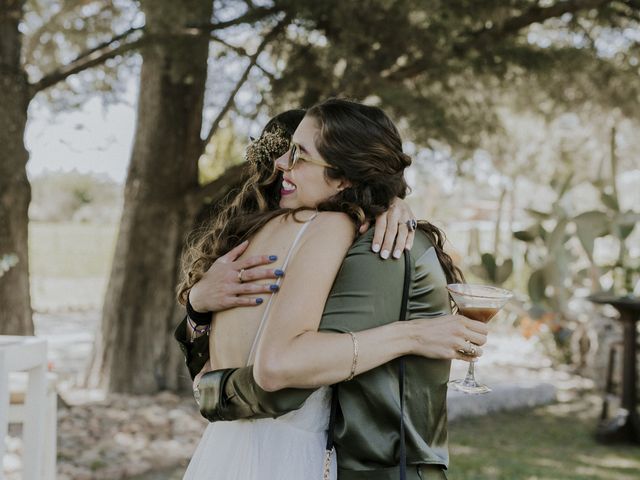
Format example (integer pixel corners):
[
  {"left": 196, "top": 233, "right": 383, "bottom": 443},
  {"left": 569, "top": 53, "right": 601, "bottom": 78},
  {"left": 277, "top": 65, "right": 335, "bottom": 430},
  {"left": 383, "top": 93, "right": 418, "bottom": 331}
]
[{"left": 346, "top": 331, "right": 359, "bottom": 381}]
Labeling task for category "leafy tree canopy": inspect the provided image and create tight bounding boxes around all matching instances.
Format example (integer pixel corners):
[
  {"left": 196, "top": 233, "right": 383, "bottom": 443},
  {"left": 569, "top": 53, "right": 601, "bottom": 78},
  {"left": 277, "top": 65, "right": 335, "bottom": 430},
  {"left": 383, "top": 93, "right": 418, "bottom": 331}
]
[{"left": 20, "top": 0, "right": 640, "bottom": 158}]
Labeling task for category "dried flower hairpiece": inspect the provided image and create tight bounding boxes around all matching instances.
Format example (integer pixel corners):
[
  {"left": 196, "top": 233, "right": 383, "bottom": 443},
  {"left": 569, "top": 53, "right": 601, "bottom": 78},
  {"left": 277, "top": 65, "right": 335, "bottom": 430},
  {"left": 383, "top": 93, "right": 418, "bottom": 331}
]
[{"left": 245, "top": 125, "right": 290, "bottom": 166}]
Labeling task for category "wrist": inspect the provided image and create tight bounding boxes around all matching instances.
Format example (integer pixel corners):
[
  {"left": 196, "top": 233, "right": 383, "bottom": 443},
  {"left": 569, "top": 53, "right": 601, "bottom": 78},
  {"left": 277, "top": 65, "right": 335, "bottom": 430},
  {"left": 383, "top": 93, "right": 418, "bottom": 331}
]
[
  {"left": 187, "top": 315, "right": 211, "bottom": 340},
  {"left": 188, "top": 288, "right": 208, "bottom": 313},
  {"left": 381, "top": 320, "right": 419, "bottom": 358},
  {"left": 402, "top": 320, "right": 421, "bottom": 356},
  {"left": 187, "top": 291, "right": 213, "bottom": 326}
]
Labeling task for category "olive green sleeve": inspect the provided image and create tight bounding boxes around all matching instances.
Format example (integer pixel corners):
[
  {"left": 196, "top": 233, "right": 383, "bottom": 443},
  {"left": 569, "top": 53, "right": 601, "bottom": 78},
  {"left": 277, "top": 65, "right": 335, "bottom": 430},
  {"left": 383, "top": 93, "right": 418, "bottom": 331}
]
[
  {"left": 199, "top": 366, "right": 315, "bottom": 420},
  {"left": 319, "top": 231, "right": 405, "bottom": 333},
  {"left": 173, "top": 311, "right": 311, "bottom": 419}
]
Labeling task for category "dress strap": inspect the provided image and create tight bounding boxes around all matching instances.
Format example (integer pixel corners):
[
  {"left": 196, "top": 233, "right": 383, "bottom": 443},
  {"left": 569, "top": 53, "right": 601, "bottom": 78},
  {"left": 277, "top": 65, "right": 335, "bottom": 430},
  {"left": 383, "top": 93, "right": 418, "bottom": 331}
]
[{"left": 246, "top": 214, "right": 317, "bottom": 365}]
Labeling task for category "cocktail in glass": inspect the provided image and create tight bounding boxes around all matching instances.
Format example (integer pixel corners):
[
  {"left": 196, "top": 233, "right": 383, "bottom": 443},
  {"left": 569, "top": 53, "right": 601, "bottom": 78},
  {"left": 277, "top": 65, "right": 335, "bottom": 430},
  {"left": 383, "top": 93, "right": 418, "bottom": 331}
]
[{"left": 446, "top": 283, "right": 513, "bottom": 394}]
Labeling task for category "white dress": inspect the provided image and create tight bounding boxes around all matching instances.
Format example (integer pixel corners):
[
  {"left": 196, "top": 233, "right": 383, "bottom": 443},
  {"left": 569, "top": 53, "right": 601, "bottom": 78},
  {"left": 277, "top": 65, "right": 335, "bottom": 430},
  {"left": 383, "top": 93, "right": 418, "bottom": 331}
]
[
  {"left": 183, "top": 217, "right": 337, "bottom": 480},
  {"left": 183, "top": 387, "right": 335, "bottom": 479}
]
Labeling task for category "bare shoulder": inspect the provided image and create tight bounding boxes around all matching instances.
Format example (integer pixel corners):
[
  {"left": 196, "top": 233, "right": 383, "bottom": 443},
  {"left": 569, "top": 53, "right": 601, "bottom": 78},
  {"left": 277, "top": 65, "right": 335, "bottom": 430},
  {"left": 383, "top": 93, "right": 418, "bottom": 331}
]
[
  {"left": 310, "top": 211, "right": 354, "bottom": 233},
  {"left": 304, "top": 212, "right": 355, "bottom": 246},
  {"left": 273, "top": 211, "right": 354, "bottom": 238}
]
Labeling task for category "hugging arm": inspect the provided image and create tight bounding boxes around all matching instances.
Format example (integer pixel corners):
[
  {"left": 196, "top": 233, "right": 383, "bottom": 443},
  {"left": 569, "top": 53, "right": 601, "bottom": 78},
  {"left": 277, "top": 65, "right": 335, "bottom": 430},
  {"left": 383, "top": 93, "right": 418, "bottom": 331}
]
[
  {"left": 198, "top": 231, "right": 486, "bottom": 421},
  {"left": 175, "top": 198, "right": 417, "bottom": 381},
  {"left": 195, "top": 225, "right": 403, "bottom": 421}
]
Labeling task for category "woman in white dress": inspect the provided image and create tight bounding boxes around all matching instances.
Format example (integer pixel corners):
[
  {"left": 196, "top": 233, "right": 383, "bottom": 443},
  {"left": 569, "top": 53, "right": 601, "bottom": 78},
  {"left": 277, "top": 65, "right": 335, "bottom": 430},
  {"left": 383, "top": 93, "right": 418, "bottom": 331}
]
[{"left": 180, "top": 99, "right": 487, "bottom": 479}]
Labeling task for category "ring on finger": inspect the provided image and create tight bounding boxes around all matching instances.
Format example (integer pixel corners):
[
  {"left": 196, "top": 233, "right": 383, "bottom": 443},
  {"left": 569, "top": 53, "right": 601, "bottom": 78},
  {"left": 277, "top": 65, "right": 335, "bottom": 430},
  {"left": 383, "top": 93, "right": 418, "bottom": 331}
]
[
  {"left": 406, "top": 219, "right": 417, "bottom": 232},
  {"left": 459, "top": 340, "right": 477, "bottom": 357},
  {"left": 466, "top": 341, "right": 477, "bottom": 356},
  {"left": 238, "top": 268, "right": 245, "bottom": 283}
]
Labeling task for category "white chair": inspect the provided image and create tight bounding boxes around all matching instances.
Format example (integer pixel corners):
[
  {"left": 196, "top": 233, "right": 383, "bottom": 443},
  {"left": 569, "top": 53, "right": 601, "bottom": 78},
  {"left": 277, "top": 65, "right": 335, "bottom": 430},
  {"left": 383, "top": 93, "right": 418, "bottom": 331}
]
[
  {"left": 1, "top": 337, "right": 55, "bottom": 480},
  {"left": 7, "top": 372, "right": 57, "bottom": 480}
]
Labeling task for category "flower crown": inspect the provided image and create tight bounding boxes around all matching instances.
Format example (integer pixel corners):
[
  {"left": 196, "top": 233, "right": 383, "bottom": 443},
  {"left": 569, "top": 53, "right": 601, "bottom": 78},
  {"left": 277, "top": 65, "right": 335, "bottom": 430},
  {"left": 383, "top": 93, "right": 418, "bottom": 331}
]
[{"left": 245, "top": 125, "right": 290, "bottom": 166}]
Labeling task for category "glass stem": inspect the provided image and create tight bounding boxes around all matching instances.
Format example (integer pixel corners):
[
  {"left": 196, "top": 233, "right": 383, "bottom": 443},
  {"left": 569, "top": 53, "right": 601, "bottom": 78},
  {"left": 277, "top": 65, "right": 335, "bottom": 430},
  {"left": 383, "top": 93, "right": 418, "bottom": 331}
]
[{"left": 464, "top": 359, "right": 478, "bottom": 386}]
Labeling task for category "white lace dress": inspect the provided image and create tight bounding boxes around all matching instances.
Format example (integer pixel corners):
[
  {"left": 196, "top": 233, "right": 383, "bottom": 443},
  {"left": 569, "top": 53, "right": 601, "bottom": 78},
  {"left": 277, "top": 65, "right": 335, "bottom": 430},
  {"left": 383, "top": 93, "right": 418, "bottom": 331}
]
[{"left": 183, "top": 216, "right": 336, "bottom": 480}]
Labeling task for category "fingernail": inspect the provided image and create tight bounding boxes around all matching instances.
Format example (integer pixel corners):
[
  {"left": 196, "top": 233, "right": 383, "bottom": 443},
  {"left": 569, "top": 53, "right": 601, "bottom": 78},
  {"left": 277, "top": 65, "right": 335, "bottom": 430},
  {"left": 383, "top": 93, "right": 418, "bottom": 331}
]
[
  {"left": 256, "top": 298, "right": 263, "bottom": 304},
  {"left": 274, "top": 269, "right": 284, "bottom": 277},
  {"left": 269, "top": 284, "right": 279, "bottom": 292},
  {"left": 269, "top": 255, "right": 278, "bottom": 262},
  {"left": 372, "top": 243, "right": 381, "bottom": 253},
  {"left": 381, "top": 249, "right": 389, "bottom": 259},
  {"left": 393, "top": 249, "right": 402, "bottom": 259}
]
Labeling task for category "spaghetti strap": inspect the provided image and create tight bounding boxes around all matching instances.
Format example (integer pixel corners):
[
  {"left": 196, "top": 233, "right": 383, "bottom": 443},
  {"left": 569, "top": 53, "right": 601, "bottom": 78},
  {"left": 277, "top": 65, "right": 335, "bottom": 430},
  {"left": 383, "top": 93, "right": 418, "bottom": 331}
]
[{"left": 246, "top": 214, "right": 317, "bottom": 365}]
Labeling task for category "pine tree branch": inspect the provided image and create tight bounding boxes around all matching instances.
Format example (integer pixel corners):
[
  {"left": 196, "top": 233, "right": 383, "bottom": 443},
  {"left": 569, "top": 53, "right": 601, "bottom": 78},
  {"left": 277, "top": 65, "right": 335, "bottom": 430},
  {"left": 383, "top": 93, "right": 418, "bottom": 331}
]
[
  {"left": 28, "top": 5, "right": 283, "bottom": 96},
  {"left": 386, "top": 0, "right": 617, "bottom": 82},
  {"left": 201, "top": 17, "right": 290, "bottom": 151},
  {"left": 485, "top": 0, "right": 613, "bottom": 39},
  {"left": 209, "top": 34, "right": 275, "bottom": 79},
  {"left": 185, "top": 5, "right": 283, "bottom": 32},
  {"left": 616, "top": 0, "right": 640, "bottom": 20},
  {"left": 29, "top": 26, "right": 144, "bottom": 95}
]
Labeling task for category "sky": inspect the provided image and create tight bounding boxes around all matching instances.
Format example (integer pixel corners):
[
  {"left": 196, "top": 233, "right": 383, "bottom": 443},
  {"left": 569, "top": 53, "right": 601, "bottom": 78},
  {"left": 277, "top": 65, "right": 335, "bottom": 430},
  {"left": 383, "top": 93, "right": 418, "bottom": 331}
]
[{"left": 25, "top": 85, "right": 137, "bottom": 184}]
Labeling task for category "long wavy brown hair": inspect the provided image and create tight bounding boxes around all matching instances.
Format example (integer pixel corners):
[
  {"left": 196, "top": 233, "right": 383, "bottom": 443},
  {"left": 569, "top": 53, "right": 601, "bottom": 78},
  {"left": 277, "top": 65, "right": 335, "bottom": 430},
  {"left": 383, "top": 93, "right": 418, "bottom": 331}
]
[
  {"left": 177, "top": 110, "right": 305, "bottom": 305},
  {"left": 308, "top": 99, "right": 463, "bottom": 284}
]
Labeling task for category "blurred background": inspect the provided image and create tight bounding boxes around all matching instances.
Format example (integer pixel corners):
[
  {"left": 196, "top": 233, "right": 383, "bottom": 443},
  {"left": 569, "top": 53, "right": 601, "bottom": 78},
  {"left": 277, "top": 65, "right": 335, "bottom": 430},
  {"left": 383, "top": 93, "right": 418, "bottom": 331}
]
[{"left": 1, "top": 0, "right": 639, "bottom": 479}]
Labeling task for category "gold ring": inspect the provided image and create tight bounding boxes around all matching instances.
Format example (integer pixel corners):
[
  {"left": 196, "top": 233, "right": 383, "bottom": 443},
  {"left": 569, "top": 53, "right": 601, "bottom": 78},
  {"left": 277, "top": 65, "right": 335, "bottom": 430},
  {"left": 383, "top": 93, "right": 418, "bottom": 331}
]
[{"left": 238, "top": 268, "right": 245, "bottom": 283}]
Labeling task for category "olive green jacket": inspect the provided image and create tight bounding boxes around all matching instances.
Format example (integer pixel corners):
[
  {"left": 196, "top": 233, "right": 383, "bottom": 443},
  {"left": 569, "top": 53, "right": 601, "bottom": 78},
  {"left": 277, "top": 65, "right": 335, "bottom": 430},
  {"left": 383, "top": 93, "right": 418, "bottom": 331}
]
[{"left": 175, "top": 229, "right": 452, "bottom": 480}]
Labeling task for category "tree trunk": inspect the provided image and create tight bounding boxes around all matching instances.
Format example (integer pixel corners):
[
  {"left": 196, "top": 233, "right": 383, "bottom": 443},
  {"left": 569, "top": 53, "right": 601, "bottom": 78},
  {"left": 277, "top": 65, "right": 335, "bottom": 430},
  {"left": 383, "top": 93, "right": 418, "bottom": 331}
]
[
  {"left": 89, "top": 0, "right": 213, "bottom": 394},
  {"left": 0, "top": 0, "right": 34, "bottom": 335}
]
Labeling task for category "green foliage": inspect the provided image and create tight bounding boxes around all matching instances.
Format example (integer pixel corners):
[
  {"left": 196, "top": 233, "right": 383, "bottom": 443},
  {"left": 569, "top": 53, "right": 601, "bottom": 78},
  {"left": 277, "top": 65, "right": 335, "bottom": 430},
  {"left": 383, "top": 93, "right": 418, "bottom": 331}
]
[
  {"left": 469, "top": 253, "right": 513, "bottom": 286},
  {"left": 20, "top": 0, "right": 640, "bottom": 166},
  {"left": 263, "top": 0, "right": 640, "bottom": 154},
  {"left": 527, "top": 268, "right": 546, "bottom": 304},
  {"left": 513, "top": 227, "right": 537, "bottom": 243},
  {"left": 23, "top": 0, "right": 140, "bottom": 109},
  {"left": 573, "top": 211, "right": 610, "bottom": 261},
  {"left": 466, "top": 184, "right": 514, "bottom": 287},
  {"left": 198, "top": 123, "right": 246, "bottom": 184},
  {"left": 513, "top": 146, "right": 639, "bottom": 365}
]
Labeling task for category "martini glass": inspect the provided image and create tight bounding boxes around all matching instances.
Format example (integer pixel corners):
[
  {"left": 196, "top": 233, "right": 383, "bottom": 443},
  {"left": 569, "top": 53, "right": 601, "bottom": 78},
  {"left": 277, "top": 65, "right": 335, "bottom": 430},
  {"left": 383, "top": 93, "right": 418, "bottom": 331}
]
[{"left": 446, "top": 283, "right": 513, "bottom": 394}]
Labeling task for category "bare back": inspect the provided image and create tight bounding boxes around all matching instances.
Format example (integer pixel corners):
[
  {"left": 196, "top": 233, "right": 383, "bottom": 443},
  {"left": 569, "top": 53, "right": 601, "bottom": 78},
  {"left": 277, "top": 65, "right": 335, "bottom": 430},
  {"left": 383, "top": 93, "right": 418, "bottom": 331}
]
[{"left": 209, "top": 211, "right": 318, "bottom": 369}]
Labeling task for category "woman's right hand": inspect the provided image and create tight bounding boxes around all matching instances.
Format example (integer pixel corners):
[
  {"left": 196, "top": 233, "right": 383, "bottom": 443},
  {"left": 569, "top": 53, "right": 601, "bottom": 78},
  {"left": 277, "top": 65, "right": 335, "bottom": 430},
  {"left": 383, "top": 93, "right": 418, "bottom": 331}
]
[
  {"left": 409, "top": 314, "right": 488, "bottom": 361},
  {"left": 189, "top": 240, "right": 283, "bottom": 313}
]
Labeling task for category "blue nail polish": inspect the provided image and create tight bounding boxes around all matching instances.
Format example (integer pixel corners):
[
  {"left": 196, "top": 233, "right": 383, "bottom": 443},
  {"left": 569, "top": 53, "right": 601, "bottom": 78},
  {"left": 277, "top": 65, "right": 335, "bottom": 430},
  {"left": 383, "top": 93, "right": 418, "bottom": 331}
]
[
  {"left": 256, "top": 298, "right": 264, "bottom": 304},
  {"left": 275, "top": 269, "right": 284, "bottom": 277},
  {"left": 270, "top": 284, "right": 279, "bottom": 292},
  {"left": 269, "top": 255, "right": 278, "bottom": 262}
]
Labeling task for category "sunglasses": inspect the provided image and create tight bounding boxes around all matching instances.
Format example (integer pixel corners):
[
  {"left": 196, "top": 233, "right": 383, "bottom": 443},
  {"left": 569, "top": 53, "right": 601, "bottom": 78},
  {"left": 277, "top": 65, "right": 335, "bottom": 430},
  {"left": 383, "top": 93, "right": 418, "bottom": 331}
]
[{"left": 282, "top": 143, "right": 334, "bottom": 171}]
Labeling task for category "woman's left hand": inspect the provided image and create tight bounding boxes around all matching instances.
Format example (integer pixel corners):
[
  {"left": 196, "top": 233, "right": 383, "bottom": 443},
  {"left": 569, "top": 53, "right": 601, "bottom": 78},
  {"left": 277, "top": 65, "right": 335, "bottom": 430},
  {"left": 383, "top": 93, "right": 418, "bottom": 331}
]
[{"left": 359, "top": 197, "right": 416, "bottom": 259}]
